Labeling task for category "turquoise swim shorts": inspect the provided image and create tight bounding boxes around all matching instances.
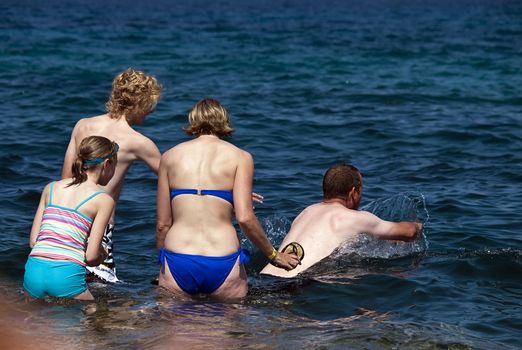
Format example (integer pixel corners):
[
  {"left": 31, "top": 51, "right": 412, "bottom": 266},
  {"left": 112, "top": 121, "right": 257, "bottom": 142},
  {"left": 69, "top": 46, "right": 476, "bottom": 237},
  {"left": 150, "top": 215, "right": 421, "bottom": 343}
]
[{"left": 23, "top": 256, "right": 87, "bottom": 298}]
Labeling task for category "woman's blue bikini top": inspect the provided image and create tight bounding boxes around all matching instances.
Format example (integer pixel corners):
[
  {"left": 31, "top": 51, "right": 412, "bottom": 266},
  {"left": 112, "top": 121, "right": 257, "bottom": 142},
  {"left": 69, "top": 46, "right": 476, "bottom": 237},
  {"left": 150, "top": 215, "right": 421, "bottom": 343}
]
[{"left": 170, "top": 189, "right": 233, "bottom": 206}]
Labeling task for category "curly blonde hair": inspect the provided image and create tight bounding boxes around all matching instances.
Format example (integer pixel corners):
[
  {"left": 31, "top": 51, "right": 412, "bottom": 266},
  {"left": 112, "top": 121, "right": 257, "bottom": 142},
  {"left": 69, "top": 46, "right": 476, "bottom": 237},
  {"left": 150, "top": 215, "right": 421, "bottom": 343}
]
[
  {"left": 105, "top": 68, "right": 162, "bottom": 121},
  {"left": 184, "top": 99, "right": 234, "bottom": 137}
]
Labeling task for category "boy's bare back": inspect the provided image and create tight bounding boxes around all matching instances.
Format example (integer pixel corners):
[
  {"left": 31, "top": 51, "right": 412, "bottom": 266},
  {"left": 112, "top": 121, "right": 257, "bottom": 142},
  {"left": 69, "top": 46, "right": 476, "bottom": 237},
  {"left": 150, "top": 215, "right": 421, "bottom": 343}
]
[{"left": 61, "top": 114, "right": 160, "bottom": 203}]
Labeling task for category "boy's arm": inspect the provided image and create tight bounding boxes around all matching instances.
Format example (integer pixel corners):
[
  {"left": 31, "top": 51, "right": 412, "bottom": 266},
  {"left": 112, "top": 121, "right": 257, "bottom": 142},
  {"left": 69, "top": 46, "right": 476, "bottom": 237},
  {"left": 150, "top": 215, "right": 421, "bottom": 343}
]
[
  {"left": 135, "top": 136, "right": 161, "bottom": 175},
  {"left": 29, "top": 184, "right": 50, "bottom": 248},
  {"left": 61, "top": 121, "right": 81, "bottom": 179},
  {"left": 355, "top": 211, "right": 422, "bottom": 242},
  {"left": 156, "top": 155, "right": 172, "bottom": 250}
]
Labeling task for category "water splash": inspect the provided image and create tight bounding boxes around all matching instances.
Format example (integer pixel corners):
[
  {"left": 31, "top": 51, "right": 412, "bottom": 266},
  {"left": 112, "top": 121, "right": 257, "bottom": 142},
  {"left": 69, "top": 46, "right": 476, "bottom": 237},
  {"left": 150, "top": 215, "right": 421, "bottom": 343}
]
[
  {"left": 253, "top": 193, "right": 429, "bottom": 260},
  {"left": 333, "top": 192, "right": 430, "bottom": 259},
  {"left": 241, "top": 215, "right": 292, "bottom": 251}
]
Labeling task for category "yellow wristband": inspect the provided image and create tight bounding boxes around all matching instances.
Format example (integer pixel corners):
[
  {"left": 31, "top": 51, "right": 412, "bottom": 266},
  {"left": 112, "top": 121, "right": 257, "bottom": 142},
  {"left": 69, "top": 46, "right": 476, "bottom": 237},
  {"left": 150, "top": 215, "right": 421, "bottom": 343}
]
[{"left": 267, "top": 248, "right": 278, "bottom": 261}]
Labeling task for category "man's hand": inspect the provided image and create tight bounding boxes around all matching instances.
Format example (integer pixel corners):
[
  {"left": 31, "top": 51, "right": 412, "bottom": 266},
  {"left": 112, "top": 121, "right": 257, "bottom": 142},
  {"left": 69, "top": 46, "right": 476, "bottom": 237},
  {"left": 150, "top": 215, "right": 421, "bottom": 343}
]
[
  {"left": 271, "top": 251, "right": 300, "bottom": 271},
  {"left": 412, "top": 222, "right": 423, "bottom": 239}
]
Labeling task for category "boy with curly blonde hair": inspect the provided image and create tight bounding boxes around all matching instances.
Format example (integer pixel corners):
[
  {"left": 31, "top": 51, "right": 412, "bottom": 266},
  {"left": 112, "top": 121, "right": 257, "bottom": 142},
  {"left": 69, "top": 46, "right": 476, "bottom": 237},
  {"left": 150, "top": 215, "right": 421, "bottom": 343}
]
[{"left": 61, "top": 68, "right": 163, "bottom": 282}]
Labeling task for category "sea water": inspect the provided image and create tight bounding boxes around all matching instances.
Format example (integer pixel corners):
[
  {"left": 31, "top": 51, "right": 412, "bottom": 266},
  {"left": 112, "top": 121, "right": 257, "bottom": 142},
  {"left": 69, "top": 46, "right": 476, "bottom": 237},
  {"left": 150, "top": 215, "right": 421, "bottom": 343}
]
[{"left": 0, "top": 0, "right": 521, "bottom": 348}]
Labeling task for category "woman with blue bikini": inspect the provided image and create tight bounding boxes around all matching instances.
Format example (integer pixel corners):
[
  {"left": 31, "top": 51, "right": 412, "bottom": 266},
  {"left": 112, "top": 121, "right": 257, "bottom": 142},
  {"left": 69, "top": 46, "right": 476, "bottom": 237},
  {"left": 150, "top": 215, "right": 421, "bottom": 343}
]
[
  {"left": 24, "top": 136, "right": 118, "bottom": 300},
  {"left": 156, "top": 99, "right": 300, "bottom": 300}
]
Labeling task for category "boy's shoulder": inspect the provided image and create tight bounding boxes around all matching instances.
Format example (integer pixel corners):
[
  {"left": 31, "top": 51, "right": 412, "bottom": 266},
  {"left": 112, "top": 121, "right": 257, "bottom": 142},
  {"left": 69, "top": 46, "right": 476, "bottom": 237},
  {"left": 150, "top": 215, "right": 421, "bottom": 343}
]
[
  {"left": 77, "top": 113, "right": 107, "bottom": 124},
  {"left": 73, "top": 114, "right": 108, "bottom": 133},
  {"left": 74, "top": 114, "right": 150, "bottom": 140}
]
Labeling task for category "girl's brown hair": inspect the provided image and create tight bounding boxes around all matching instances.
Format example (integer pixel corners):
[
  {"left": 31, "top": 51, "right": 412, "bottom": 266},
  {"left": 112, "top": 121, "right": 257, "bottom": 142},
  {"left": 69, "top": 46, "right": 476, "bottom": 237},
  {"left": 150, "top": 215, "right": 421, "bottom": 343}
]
[
  {"left": 184, "top": 99, "right": 234, "bottom": 137},
  {"left": 67, "top": 136, "right": 118, "bottom": 187}
]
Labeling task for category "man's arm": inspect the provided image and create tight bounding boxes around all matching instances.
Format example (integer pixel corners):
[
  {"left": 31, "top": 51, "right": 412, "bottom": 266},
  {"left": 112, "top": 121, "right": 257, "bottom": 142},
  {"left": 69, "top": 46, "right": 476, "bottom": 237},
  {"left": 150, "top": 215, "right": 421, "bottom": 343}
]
[
  {"left": 156, "top": 155, "right": 172, "bottom": 250},
  {"left": 355, "top": 211, "right": 422, "bottom": 242},
  {"left": 61, "top": 121, "right": 81, "bottom": 179},
  {"left": 135, "top": 136, "right": 161, "bottom": 175}
]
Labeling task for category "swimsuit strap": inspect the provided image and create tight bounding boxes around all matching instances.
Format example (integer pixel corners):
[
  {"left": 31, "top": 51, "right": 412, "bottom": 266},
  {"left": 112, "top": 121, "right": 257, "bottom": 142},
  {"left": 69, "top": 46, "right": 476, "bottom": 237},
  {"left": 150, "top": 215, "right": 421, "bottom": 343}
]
[
  {"left": 48, "top": 181, "right": 55, "bottom": 205},
  {"left": 170, "top": 188, "right": 233, "bottom": 205},
  {"left": 74, "top": 191, "right": 105, "bottom": 211},
  {"left": 170, "top": 189, "right": 198, "bottom": 199},
  {"left": 200, "top": 190, "right": 233, "bottom": 205}
]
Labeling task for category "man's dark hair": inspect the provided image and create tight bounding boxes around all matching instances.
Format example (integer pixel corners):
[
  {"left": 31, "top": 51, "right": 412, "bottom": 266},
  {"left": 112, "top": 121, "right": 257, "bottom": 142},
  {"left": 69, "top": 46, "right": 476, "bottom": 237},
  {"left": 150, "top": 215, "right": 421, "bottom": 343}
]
[{"left": 322, "top": 163, "right": 362, "bottom": 200}]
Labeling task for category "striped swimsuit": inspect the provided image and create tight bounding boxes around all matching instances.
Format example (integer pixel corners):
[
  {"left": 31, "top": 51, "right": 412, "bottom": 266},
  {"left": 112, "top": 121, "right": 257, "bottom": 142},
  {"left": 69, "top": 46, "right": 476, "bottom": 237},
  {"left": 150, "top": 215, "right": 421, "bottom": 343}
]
[{"left": 24, "top": 182, "right": 104, "bottom": 298}]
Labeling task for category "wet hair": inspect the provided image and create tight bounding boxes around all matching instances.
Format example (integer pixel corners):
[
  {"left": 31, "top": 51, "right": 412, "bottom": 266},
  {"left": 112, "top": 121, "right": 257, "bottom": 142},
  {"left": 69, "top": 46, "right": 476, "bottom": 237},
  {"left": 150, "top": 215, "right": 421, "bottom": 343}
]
[
  {"left": 184, "top": 99, "right": 234, "bottom": 137},
  {"left": 67, "top": 136, "right": 118, "bottom": 187},
  {"left": 105, "top": 68, "right": 162, "bottom": 121},
  {"left": 322, "top": 163, "right": 362, "bottom": 200}
]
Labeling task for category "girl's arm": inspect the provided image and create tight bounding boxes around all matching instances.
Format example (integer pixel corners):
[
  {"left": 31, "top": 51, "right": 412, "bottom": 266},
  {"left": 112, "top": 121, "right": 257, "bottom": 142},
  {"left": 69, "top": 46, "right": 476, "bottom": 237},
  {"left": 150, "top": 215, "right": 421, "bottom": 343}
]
[
  {"left": 29, "top": 184, "right": 50, "bottom": 248},
  {"left": 156, "top": 155, "right": 172, "bottom": 250},
  {"left": 85, "top": 194, "right": 115, "bottom": 266}
]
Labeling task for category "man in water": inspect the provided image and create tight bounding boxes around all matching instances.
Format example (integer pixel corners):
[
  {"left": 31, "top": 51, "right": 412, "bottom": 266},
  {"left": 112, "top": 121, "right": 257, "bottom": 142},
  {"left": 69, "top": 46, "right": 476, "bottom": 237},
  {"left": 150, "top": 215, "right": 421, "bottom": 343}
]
[
  {"left": 61, "top": 68, "right": 162, "bottom": 282},
  {"left": 261, "top": 163, "right": 423, "bottom": 278}
]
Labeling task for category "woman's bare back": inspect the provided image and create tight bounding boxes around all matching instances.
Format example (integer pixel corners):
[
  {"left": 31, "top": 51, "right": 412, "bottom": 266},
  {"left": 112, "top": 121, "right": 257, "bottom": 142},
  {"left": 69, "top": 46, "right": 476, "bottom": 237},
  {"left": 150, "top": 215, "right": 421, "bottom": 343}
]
[{"left": 163, "top": 135, "right": 244, "bottom": 256}]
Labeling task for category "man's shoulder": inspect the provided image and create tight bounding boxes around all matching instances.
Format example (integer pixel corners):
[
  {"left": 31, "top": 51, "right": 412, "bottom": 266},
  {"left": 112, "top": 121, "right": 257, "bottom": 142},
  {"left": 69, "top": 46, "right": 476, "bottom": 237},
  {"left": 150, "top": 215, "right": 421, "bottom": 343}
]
[
  {"left": 291, "top": 203, "right": 328, "bottom": 225},
  {"left": 302, "top": 202, "right": 346, "bottom": 214},
  {"left": 296, "top": 202, "right": 325, "bottom": 217}
]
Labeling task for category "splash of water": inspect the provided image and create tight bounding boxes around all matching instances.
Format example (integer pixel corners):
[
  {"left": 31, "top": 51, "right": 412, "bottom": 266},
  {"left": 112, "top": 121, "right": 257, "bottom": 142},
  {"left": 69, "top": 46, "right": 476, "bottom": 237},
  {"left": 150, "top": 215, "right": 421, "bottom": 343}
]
[
  {"left": 242, "top": 215, "right": 293, "bottom": 252},
  {"left": 333, "top": 192, "right": 430, "bottom": 259}
]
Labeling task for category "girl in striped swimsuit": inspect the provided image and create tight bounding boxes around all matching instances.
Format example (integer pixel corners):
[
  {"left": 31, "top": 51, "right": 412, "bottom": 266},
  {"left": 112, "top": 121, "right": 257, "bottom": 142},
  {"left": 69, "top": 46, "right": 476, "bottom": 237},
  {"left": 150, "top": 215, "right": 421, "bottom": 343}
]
[{"left": 24, "top": 136, "right": 118, "bottom": 300}]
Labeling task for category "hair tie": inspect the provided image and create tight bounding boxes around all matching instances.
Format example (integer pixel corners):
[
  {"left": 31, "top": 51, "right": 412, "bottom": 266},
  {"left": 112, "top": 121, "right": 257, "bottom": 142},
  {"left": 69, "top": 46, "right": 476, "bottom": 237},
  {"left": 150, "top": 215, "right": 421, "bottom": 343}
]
[{"left": 83, "top": 143, "right": 119, "bottom": 167}]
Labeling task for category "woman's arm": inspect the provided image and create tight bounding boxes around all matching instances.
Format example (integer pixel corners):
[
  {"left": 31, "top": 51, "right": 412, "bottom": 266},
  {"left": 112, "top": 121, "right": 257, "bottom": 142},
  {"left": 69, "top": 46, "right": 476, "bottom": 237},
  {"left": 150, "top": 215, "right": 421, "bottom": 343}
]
[
  {"left": 156, "top": 155, "right": 173, "bottom": 250},
  {"left": 29, "top": 184, "right": 50, "bottom": 248},
  {"left": 233, "top": 151, "right": 299, "bottom": 270},
  {"left": 85, "top": 195, "right": 114, "bottom": 266}
]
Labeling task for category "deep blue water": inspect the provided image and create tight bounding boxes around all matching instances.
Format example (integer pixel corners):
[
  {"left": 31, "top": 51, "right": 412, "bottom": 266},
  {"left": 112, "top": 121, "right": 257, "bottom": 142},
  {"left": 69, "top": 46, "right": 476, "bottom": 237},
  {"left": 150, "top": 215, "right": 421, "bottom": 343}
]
[{"left": 1, "top": 0, "right": 521, "bottom": 348}]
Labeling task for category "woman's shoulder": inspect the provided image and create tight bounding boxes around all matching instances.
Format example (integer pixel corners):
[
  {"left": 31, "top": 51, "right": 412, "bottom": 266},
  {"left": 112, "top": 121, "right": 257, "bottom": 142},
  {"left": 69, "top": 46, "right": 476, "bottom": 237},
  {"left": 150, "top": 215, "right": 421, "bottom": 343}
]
[
  {"left": 166, "top": 139, "right": 194, "bottom": 151},
  {"left": 161, "top": 142, "right": 188, "bottom": 160},
  {"left": 211, "top": 138, "right": 250, "bottom": 154}
]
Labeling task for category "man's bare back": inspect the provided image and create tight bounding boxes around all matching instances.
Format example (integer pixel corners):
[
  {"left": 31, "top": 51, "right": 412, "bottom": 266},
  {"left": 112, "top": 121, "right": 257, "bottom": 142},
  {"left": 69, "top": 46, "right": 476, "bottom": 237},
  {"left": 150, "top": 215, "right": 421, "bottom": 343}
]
[
  {"left": 261, "top": 164, "right": 422, "bottom": 278},
  {"left": 261, "top": 202, "right": 359, "bottom": 277}
]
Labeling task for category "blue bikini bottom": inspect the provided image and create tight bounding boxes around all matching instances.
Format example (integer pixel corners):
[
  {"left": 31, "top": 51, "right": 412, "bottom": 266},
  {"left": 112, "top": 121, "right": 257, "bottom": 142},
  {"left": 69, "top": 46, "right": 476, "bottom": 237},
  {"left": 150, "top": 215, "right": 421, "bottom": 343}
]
[{"left": 159, "top": 248, "right": 250, "bottom": 295}]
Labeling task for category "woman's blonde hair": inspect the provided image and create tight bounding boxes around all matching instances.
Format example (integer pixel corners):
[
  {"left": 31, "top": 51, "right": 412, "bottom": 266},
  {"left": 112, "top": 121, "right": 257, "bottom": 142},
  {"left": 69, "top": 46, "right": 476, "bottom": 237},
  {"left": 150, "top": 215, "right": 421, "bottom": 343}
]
[
  {"left": 184, "top": 99, "right": 234, "bottom": 137},
  {"left": 105, "top": 68, "right": 162, "bottom": 121},
  {"left": 68, "top": 136, "right": 118, "bottom": 187}
]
